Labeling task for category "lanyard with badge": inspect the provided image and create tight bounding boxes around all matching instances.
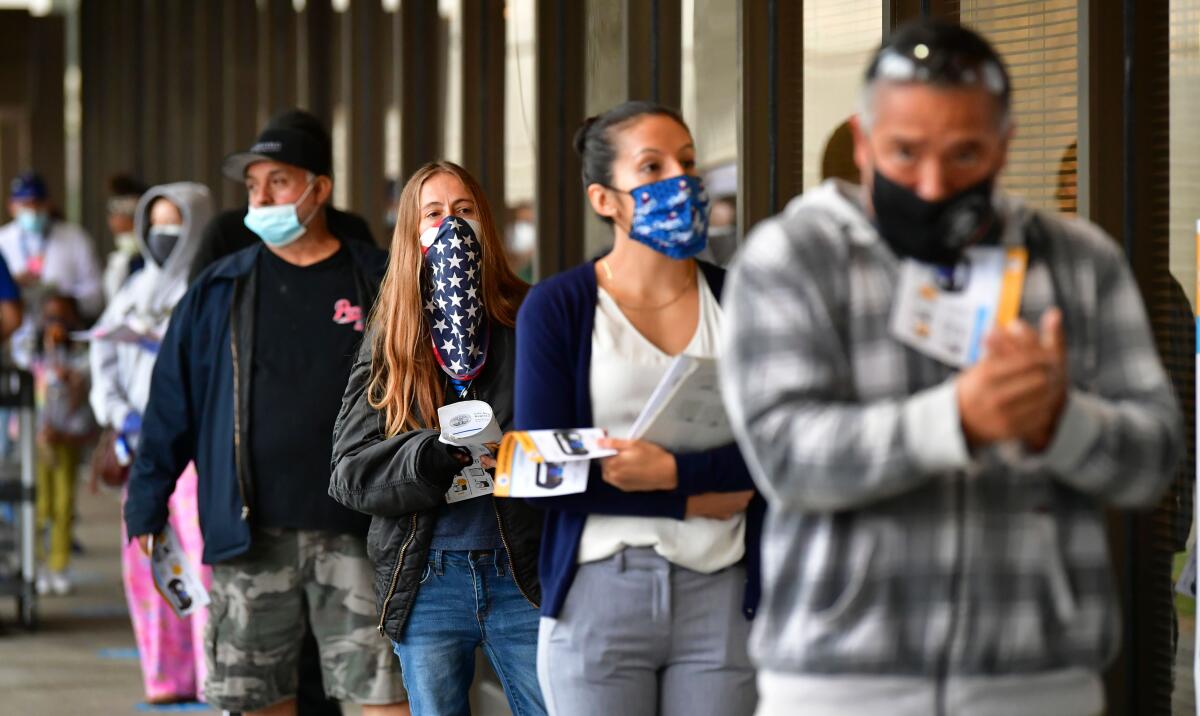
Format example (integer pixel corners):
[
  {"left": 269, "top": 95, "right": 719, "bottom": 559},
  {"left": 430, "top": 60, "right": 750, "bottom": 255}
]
[{"left": 890, "top": 245, "right": 1028, "bottom": 367}]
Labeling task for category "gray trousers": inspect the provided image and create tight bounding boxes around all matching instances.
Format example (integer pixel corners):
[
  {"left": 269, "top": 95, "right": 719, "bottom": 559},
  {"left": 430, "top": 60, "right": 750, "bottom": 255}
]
[{"left": 537, "top": 547, "right": 757, "bottom": 716}]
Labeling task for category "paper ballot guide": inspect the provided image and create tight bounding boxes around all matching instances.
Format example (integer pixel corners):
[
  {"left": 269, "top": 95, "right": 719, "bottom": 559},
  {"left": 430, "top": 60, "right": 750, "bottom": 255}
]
[{"left": 438, "top": 401, "right": 503, "bottom": 503}]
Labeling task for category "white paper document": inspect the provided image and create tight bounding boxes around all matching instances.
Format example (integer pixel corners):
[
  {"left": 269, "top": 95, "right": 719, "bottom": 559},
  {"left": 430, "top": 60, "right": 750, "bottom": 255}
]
[
  {"left": 525, "top": 428, "right": 616, "bottom": 463},
  {"left": 444, "top": 445, "right": 496, "bottom": 504},
  {"left": 438, "top": 401, "right": 502, "bottom": 503},
  {"left": 494, "top": 428, "right": 613, "bottom": 498},
  {"left": 150, "top": 525, "right": 210, "bottom": 618},
  {"left": 73, "top": 321, "right": 161, "bottom": 346},
  {"left": 629, "top": 355, "right": 733, "bottom": 452},
  {"left": 438, "top": 400, "right": 503, "bottom": 447}
]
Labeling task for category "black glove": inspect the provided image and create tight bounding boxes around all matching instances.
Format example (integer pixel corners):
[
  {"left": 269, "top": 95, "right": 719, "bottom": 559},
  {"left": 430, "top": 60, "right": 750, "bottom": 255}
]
[{"left": 417, "top": 438, "right": 472, "bottom": 486}]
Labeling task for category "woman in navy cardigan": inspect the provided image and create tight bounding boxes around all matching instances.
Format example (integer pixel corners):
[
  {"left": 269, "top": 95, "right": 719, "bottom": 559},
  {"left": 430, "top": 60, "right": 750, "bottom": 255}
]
[{"left": 514, "top": 100, "right": 764, "bottom": 716}]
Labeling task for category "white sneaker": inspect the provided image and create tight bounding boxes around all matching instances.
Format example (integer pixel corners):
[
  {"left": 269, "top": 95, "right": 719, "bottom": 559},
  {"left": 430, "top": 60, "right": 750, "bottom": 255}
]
[
  {"left": 49, "top": 570, "right": 71, "bottom": 596},
  {"left": 35, "top": 571, "right": 50, "bottom": 595}
]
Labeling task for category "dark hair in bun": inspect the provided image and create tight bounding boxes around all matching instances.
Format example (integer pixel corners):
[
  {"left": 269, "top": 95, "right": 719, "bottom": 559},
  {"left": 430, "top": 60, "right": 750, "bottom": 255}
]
[{"left": 573, "top": 101, "right": 689, "bottom": 224}]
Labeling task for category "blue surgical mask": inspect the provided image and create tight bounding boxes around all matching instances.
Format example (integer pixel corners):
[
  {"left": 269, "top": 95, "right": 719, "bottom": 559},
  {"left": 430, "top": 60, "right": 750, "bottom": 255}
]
[
  {"left": 243, "top": 180, "right": 317, "bottom": 248},
  {"left": 16, "top": 208, "right": 48, "bottom": 236},
  {"left": 613, "top": 175, "right": 710, "bottom": 260}
]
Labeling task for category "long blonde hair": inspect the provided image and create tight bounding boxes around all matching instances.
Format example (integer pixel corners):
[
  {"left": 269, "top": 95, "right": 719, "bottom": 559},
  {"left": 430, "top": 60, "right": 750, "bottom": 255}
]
[{"left": 367, "top": 162, "right": 529, "bottom": 435}]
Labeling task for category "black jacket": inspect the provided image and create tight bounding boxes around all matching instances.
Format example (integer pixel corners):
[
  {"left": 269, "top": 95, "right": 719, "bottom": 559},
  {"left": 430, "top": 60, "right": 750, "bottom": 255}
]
[
  {"left": 126, "top": 239, "right": 387, "bottom": 563},
  {"left": 329, "top": 323, "right": 542, "bottom": 640}
]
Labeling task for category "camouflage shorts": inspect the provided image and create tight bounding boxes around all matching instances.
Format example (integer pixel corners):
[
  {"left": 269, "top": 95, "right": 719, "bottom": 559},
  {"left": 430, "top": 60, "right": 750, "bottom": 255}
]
[{"left": 204, "top": 528, "right": 407, "bottom": 712}]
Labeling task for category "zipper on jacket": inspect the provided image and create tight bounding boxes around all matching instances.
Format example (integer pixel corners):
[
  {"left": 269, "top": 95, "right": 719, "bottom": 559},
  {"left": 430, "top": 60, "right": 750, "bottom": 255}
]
[
  {"left": 229, "top": 312, "right": 251, "bottom": 521},
  {"left": 936, "top": 475, "right": 968, "bottom": 716},
  {"left": 377, "top": 514, "right": 419, "bottom": 636},
  {"left": 492, "top": 500, "right": 537, "bottom": 608}
]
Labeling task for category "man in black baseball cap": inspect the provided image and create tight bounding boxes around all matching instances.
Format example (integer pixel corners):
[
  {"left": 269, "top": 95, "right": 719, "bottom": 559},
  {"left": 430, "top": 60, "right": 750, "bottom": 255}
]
[
  {"left": 189, "top": 109, "right": 373, "bottom": 282},
  {"left": 220, "top": 117, "right": 333, "bottom": 183},
  {"left": 127, "top": 108, "right": 408, "bottom": 715}
]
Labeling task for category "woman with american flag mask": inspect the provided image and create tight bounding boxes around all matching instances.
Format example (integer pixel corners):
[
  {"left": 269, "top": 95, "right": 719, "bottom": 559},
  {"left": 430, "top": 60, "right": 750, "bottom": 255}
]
[
  {"left": 513, "top": 100, "right": 765, "bottom": 715},
  {"left": 329, "top": 161, "right": 546, "bottom": 715}
]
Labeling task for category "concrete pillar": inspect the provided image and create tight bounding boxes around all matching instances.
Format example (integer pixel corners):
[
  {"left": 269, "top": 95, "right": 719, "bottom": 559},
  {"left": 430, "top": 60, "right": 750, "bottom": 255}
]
[
  {"left": 220, "top": 0, "right": 260, "bottom": 207},
  {"left": 738, "top": 0, "right": 803, "bottom": 234},
  {"left": 334, "top": 0, "right": 387, "bottom": 240},
  {"left": 535, "top": 0, "right": 586, "bottom": 276},
  {"left": 461, "top": 0, "right": 506, "bottom": 211},
  {"left": 257, "top": 0, "right": 299, "bottom": 123},
  {"left": 624, "top": 0, "right": 680, "bottom": 106},
  {"left": 399, "top": 0, "right": 444, "bottom": 180}
]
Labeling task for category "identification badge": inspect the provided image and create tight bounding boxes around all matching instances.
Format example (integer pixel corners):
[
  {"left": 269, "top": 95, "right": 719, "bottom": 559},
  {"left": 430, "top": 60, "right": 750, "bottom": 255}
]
[{"left": 890, "top": 246, "right": 1028, "bottom": 367}]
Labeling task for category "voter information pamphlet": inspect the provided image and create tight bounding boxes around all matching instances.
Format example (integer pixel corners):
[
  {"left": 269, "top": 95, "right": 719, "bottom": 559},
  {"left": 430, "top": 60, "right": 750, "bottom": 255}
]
[
  {"left": 444, "top": 445, "right": 497, "bottom": 504},
  {"left": 890, "top": 246, "right": 1028, "bottom": 368},
  {"left": 629, "top": 355, "right": 732, "bottom": 452},
  {"left": 150, "top": 525, "right": 210, "bottom": 618},
  {"left": 437, "top": 401, "right": 503, "bottom": 504},
  {"left": 494, "top": 428, "right": 615, "bottom": 498}
]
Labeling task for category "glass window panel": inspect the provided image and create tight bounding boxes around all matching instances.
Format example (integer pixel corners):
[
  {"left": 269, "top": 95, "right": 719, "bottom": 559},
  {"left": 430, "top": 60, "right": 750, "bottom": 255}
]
[{"left": 802, "top": 0, "right": 881, "bottom": 189}]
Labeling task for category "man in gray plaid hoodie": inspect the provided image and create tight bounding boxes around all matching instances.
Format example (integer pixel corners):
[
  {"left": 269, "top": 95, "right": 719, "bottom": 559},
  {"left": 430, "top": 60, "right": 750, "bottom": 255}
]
[{"left": 722, "top": 19, "right": 1183, "bottom": 716}]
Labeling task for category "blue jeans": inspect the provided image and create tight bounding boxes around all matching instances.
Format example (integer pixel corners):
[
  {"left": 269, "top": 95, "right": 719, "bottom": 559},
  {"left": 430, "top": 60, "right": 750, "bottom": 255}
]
[{"left": 391, "top": 548, "right": 545, "bottom": 716}]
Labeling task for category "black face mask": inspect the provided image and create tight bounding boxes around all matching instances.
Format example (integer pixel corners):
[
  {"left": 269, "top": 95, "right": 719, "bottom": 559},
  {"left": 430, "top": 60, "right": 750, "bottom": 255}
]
[
  {"left": 871, "top": 169, "right": 1000, "bottom": 266},
  {"left": 146, "top": 227, "right": 181, "bottom": 266}
]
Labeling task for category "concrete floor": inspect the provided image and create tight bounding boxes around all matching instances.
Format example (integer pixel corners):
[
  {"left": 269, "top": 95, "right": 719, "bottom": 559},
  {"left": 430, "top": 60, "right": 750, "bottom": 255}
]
[
  {"left": 0, "top": 479, "right": 511, "bottom": 715},
  {"left": 0, "top": 484, "right": 162, "bottom": 714}
]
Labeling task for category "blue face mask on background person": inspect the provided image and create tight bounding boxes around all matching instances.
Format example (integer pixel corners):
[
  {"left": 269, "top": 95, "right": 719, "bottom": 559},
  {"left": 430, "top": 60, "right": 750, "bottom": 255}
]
[
  {"left": 243, "top": 179, "right": 317, "bottom": 248},
  {"left": 16, "top": 208, "right": 48, "bottom": 236},
  {"left": 614, "top": 175, "right": 710, "bottom": 260}
]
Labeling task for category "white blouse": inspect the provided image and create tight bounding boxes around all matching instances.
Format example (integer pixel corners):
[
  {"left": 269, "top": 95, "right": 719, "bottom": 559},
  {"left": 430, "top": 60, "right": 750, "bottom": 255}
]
[{"left": 577, "top": 268, "right": 746, "bottom": 572}]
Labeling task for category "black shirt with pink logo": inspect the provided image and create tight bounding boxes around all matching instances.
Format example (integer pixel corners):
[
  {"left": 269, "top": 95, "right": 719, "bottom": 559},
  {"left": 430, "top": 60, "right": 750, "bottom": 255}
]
[{"left": 251, "top": 242, "right": 371, "bottom": 534}]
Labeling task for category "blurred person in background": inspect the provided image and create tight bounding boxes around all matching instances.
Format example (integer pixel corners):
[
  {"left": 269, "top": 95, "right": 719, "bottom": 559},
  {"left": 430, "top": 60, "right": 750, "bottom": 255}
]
[
  {"left": 721, "top": 20, "right": 1182, "bottom": 716},
  {"left": 0, "top": 172, "right": 103, "bottom": 368},
  {"left": 33, "top": 292, "right": 95, "bottom": 596},
  {"left": 103, "top": 173, "right": 148, "bottom": 301},
  {"left": 90, "top": 182, "right": 213, "bottom": 706},
  {"left": 700, "top": 195, "right": 737, "bottom": 266},
  {"left": 505, "top": 201, "right": 536, "bottom": 282}
]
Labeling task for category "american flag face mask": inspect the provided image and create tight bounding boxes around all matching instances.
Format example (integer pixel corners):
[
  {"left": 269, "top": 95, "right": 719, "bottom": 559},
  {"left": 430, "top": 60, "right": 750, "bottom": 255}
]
[{"left": 420, "top": 217, "right": 490, "bottom": 382}]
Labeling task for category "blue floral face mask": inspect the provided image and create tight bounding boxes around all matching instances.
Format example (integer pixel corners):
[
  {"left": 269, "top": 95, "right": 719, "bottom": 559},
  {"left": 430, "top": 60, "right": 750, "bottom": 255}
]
[{"left": 614, "top": 175, "right": 710, "bottom": 260}]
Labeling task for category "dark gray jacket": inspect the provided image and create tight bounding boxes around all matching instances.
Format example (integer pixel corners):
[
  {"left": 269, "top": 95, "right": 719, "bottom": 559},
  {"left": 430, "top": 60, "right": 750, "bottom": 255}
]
[{"left": 329, "top": 323, "right": 542, "bottom": 640}]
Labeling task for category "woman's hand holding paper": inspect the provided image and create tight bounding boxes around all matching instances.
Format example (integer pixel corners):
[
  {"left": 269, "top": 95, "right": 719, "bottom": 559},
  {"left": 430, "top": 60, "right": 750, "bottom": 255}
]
[{"left": 596, "top": 437, "right": 678, "bottom": 492}]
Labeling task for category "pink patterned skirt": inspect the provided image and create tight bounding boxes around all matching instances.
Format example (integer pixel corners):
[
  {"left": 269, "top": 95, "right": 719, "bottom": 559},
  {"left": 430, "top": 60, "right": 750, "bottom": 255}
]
[{"left": 121, "top": 463, "right": 211, "bottom": 702}]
